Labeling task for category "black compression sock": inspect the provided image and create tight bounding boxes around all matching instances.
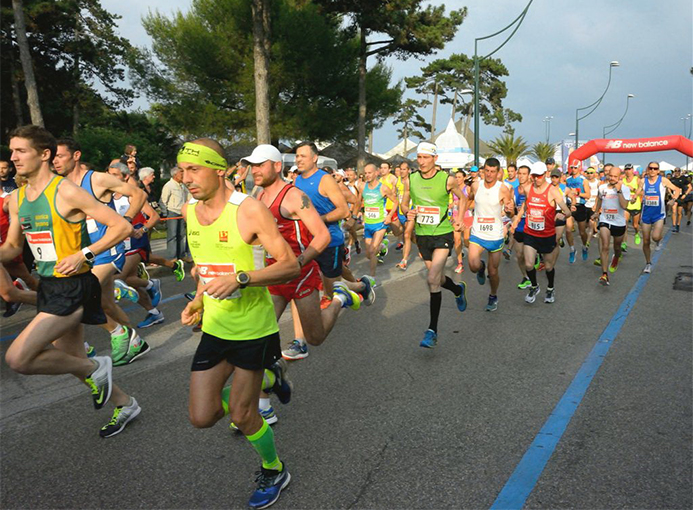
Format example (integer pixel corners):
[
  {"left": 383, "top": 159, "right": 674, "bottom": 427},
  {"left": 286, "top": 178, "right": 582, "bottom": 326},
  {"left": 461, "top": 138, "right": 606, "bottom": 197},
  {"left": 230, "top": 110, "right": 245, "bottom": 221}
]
[
  {"left": 546, "top": 269, "right": 555, "bottom": 288},
  {"left": 527, "top": 268, "right": 538, "bottom": 287},
  {"left": 442, "top": 276, "right": 461, "bottom": 296},
  {"left": 428, "top": 292, "right": 442, "bottom": 332}
]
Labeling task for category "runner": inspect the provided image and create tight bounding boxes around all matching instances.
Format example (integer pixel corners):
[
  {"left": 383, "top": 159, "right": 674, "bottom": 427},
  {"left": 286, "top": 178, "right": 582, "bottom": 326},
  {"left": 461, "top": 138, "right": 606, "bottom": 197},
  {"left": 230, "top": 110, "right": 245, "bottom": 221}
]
[
  {"left": 549, "top": 168, "right": 574, "bottom": 262},
  {"left": 584, "top": 166, "right": 600, "bottom": 242},
  {"left": 591, "top": 166, "right": 631, "bottom": 285},
  {"left": 53, "top": 139, "right": 151, "bottom": 366},
  {"left": 514, "top": 162, "right": 572, "bottom": 304},
  {"left": 451, "top": 170, "right": 467, "bottom": 273},
  {"left": 178, "top": 138, "right": 298, "bottom": 509},
  {"left": 355, "top": 163, "right": 399, "bottom": 278},
  {"left": 670, "top": 167, "right": 692, "bottom": 233},
  {"left": 621, "top": 163, "right": 643, "bottom": 250},
  {"left": 459, "top": 157, "right": 514, "bottom": 312},
  {"left": 2, "top": 125, "right": 140, "bottom": 438},
  {"left": 511, "top": 165, "right": 532, "bottom": 289},
  {"left": 396, "top": 162, "right": 417, "bottom": 271},
  {"left": 400, "top": 142, "right": 467, "bottom": 348},
  {"left": 637, "top": 162, "right": 680, "bottom": 273},
  {"left": 565, "top": 159, "right": 592, "bottom": 261}
]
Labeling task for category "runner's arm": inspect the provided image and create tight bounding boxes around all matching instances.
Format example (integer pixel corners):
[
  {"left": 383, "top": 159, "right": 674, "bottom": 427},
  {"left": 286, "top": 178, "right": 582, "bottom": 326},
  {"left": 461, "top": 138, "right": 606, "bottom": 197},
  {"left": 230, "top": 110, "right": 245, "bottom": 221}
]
[
  {"left": 448, "top": 177, "right": 468, "bottom": 227},
  {"left": 581, "top": 179, "right": 591, "bottom": 201},
  {"left": 0, "top": 192, "right": 24, "bottom": 262},
  {"left": 318, "top": 174, "right": 349, "bottom": 223},
  {"left": 511, "top": 201, "right": 526, "bottom": 231},
  {"left": 551, "top": 188, "right": 572, "bottom": 217},
  {"left": 288, "top": 188, "right": 330, "bottom": 267},
  {"left": 400, "top": 177, "right": 411, "bottom": 215},
  {"left": 340, "top": 183, "right": 357, "bottom": 205},
  {"left": 134, "top": 200, "right": 160, "bottom": 237},
  {"left": 94, "top": 172, "right": 146, "bottom": 221},
  {"left": 382, "top": 186, "right": 399, "bottom": 224},
  {"left": 662, "top": 178, "right": 681, "bottom": 203}
]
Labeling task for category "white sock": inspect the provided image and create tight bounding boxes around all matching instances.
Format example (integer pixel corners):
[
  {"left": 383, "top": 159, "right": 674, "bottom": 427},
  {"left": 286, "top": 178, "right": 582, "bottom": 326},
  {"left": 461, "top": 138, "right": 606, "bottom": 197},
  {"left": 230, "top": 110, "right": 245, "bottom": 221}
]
[
  {"left": 149, "top": 308, "right": 160, "bottom": 315},
  {"left": 570, "top": 246, "right": 576, "bottom": 252},
  {"left": 145, "top": 281, "right": 154, "bottom": 290},
  {"left": 110, "top": 324, "right": 125, "bottom": 337},
  {"left": 333, "top": 293, "right": 347, "bottom": 307},
  {"left": 259, "top": 398, "right": 271, "bottom": 411}
]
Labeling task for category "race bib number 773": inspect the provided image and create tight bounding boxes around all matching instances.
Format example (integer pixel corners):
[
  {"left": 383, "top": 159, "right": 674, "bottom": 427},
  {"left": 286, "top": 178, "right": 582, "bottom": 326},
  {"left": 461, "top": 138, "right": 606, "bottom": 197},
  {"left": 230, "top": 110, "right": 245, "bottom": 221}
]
[{"left": 416, "top": 206, "right": 441, "bottom": 225}]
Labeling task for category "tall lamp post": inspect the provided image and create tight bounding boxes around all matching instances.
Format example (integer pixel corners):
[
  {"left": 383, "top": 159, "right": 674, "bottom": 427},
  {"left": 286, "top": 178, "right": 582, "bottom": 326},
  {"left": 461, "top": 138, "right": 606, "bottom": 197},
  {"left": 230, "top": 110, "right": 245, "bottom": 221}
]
[
  {"left": 543, "top": 116, "right": 553, "bottom": 144},
  {"left": 473, "top": 0, "right": 534, "bottom": 166},
  {"left": 602, "top": 93, "right": 635, "bottom": 164},
  {"left": 683, "top": 114, "right": 692, "bottom": 170},
  {"left": 575, "top": 61, "right": 620, "bottom": 149}
]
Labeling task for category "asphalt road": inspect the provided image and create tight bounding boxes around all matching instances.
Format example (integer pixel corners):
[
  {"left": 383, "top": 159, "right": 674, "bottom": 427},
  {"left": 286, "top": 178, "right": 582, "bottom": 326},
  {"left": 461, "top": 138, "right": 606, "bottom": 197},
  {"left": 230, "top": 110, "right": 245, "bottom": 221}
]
[{"left": 1, "top": 225, "right": 691, "bottom": 509}]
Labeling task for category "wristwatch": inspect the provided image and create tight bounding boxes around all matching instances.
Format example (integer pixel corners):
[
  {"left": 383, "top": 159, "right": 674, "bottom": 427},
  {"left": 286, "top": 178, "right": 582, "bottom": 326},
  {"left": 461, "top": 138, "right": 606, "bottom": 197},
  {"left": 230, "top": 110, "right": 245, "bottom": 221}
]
[
  {"left": 142, "top": 226, "right": 149, "bottom": 233},
  {"left": 82, "top": 247, "right": 95, "bottom": 262},
  {"left": 236, "top": 271, "right": 250, "bottom": 289}
]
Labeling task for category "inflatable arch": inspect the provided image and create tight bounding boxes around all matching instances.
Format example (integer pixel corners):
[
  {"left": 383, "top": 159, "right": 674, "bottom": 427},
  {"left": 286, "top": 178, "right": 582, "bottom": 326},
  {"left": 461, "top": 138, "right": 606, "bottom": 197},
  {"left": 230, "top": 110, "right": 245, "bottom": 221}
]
[{"left": 570, "top": 135, "right": 693, "bottom": 163}]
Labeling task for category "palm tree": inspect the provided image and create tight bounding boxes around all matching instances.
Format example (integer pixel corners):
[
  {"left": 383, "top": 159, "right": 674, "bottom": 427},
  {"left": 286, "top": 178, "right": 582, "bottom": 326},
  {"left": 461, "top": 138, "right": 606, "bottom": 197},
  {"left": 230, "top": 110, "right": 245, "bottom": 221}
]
[
  {"left": 487, "top": 134, "right": 529, "bottom": 166},
  {"left": 531, "top": 142, "right": 556, "bottom": 163}
]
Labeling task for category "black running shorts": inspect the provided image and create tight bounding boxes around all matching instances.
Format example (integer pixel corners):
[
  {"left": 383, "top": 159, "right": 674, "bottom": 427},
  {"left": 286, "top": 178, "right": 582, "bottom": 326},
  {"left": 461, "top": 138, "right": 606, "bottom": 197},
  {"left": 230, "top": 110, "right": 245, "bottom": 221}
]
[
  {"left": 37, "top": 271, "right": 107, "bottom": 325},
  {"left": 191, "top": 332, "right": 281, "bottom": 372},
  {"left": 572, "top": 204, "right": 589, "bottom": 222},
  {"left": 417, "top": 233, "right": 453, "bottom": 261},
  {"left": 597, "top": 222, "right": 626, "bottom": 238},
  {"left": 315, "top": 245, "right": 345, "bottom": 279},
  {"left": 523, "top": 232, "right": 557, "bottom": 255}
]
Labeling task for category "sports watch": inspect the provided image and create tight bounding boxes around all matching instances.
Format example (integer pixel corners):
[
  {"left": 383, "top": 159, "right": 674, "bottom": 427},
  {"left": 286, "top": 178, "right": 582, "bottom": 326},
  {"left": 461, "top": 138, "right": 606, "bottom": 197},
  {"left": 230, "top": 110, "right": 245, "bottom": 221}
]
[
  {"left": 82, "top": 247, "right": 95, "bottom": 262},
  {"left": 236, "top": 271, "right": 250, "bottom": 289}
]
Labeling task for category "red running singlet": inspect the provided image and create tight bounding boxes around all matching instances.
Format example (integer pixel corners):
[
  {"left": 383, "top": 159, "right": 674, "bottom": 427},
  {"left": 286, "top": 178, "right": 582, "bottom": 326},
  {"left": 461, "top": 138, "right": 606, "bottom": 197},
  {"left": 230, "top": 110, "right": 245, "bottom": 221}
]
[
  {"left": 265, "top": 184, "right": 314, "bottom": 263},
  {"left": 524, "top": 184, "right": 556, "bottom": 238}
]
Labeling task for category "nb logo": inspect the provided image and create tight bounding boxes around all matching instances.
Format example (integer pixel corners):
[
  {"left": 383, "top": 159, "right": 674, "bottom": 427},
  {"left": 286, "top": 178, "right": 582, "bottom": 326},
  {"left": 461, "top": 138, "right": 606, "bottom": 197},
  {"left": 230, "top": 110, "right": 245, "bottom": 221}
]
[{"left": 605, "top": 140, "right": 622, "bottom": 150}]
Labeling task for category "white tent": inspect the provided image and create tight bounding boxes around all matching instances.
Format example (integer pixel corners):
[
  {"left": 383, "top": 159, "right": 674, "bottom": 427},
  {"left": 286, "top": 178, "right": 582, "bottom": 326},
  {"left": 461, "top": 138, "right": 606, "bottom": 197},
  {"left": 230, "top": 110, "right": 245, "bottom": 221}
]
[
  {"left": 435, "top": 118, "right": 474, "bottom": 169},
  {"left": 659, "top": 160, "right": 676, "bottom": 171}
]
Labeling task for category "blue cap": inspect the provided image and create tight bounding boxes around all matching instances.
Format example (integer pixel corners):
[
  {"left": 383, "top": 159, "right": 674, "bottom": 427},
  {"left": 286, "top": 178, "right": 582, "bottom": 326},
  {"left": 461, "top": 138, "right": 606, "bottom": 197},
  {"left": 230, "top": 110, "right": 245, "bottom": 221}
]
[{"left": 470, "top": 165, "right": 479, "bottom": 173}]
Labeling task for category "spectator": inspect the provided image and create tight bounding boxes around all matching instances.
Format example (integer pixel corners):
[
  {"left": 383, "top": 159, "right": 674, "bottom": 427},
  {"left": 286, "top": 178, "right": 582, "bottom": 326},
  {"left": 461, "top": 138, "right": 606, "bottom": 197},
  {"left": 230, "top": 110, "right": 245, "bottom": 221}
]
[
  {"left": 160, "top": 166, "right": 190, "bottom": 260},
  {"left": 138, "top": 167, "right": 158, "bottom": 208},
  {"left": 0, "top": 160, "right": 18, "bottom": 193}
]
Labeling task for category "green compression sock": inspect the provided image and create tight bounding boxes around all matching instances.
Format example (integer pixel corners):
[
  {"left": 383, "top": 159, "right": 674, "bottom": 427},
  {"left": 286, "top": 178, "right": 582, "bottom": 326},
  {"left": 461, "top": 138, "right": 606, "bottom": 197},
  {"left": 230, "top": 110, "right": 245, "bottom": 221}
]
[
  {"left": 246, "top": 419, "right": 282, "bottom": 471},
  {"left": 221, "top": 386, "right": 231, "bottom": 416}
]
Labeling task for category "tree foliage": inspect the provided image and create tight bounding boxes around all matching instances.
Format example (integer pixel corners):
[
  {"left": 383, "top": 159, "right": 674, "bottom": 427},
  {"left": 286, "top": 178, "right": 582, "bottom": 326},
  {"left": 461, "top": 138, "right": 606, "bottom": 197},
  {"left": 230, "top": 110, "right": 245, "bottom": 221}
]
[
  {"left": 531, "top": 142, "right": 556, "bottom": 163},
  {"left": 393, "top": 98, "right": 431, "bottom": 144},
  {"left": 487, "top": 133, "right": 529, "bottom": 165}
]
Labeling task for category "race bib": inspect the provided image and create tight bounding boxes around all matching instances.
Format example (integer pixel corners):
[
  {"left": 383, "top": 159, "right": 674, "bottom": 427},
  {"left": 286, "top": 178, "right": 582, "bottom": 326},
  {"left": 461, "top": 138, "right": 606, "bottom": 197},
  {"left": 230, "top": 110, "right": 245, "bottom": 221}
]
[
  {"left": 197, "top": 263, "right": 241, "bottom": 300},
  {"left": 475, "top": 217, "right": 499, "bottom": 234},
  {"left": 416, "top": 206, "right": 440, "bottom": 225},
  {"left": 123, "top": 237, "right": 132, "bottom": 251},
  {"left": 604, "top": 208, "right": 618, "bottom": 222},
  {"left": 364, "top": 207, "right": 380, "bottom": 220},
  {"left": 25, "top": 231, "right": 58, "bottom": 262},
  {"left": 86, "top": 217, "right": 98, "bottom": 234},
  {"left": 644, "top": 195, "right": 659, "bottom": 207},
  {"left": 527, "top": 209, "right": 545, "bottom": 231}
]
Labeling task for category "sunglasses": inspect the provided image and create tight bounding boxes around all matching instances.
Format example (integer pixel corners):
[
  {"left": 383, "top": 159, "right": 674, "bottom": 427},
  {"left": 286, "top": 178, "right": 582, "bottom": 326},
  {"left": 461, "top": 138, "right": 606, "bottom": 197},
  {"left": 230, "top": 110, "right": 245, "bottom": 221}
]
[
  {"left": 569, "top": 166, "right": 578, "bottom": 169},
  {"left": 587, "top": 172, "right": 596, "bottom": 175},
  {"left": 648, "top": 167, "right": 659, "bottom": 170},
  {"left": 550, "top": 175, "right": 560, "bottom": 178}
]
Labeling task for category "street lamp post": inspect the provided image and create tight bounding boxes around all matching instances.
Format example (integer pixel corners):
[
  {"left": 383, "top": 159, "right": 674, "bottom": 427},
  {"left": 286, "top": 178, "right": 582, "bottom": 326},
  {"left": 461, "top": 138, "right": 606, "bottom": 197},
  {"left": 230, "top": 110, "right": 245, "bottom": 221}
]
[
  {"left": 683, "top": 114, "right": 692, "bottom": 170},
  {"left": 575, "top": 61, "right": 620, "bottom": 149},
  {"left": 543, "top": 116, "right": 553, "bottom": 144},
  {"left": 473, "top": 0, "right": 534, "bottom": 166},
  {"left": 602, "top": 93, "right": 635, "bottom": 164}
]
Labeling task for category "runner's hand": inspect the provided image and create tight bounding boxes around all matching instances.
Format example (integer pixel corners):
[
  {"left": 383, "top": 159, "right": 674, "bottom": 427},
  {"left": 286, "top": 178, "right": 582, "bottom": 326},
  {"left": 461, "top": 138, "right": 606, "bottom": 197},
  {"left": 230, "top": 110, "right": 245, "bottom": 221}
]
[
  {"left": 181, "top": 298, "right": 203, "bottom": 326},
  {"left": 133, "top": 228, "right": 145, "bottom": 239},
  {"left": 384, "top": 215, "right": 391, "bottom": 225},
  {"left": 453, "top": 219, "right": 463, "bottom": 232},
  {"left": 202, "top": 275, "right": 240, "bottom": 300},
  {"left": 55, "top": 252, "right": 86, "bottom": 276},
  {"left": 407, "top": 209, "right": 417, "bottom": 222}
]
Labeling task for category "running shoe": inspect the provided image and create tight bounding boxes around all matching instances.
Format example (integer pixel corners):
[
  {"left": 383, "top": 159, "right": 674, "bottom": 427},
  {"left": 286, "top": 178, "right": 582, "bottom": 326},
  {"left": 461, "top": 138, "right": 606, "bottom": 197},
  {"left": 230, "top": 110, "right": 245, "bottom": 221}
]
[
  {"left": 319, "top": 295, "right": 332, "bottom": 309},
  {"left": 355, "top": 240, "right": 362, "bottom": 254},
  {"left": 593, "top": 258, "right": 602, "bottom": 267},
  {"left": 358, "top": 275, "right": 376, "bottom": 306},
  {"left": 620, "top": 241, "right": 628, "bottom": 253},
  {"left": 377, "top": 255, "right": 384, "bottom": 264},
  {"left": 396, "top": 260, "right": 408, "bottom": 271},
  {"left": 533, "top": 255, "right": 541, "bottom": 270},
  {"left": 454, "top": 262, "right": 464, "bottom": 274},
  {"left": 84, "top": 342, "right": 96, "bottom": 358},
  {"left": 673, "top": 225, "right": 680, "bottom": 233},
  {"left": 282, "top": 339, "right": 308, "bottom": 361},
  {"left": 655, "top": 241, "right": 662, "bottom": 251},
  {"left": 395, "top": 242, "right": 403, "bottom": 251},
  {"left": 517, "top": 277, "right": 531, "bottom": 289},
  {"left": 85, "top": 356, "right": 112, "bottom": 410},
  {"left": 609, "top": 254, "right": 620, "bottom": 273},
  {"left": 476, "top": 260, "right": 486, "bottom": 286},
  {"left": 525, "top": 285, "right": 540, "bottom": 304},
  {"left": 184, "top": 291, "right": 196, "bottom": 301},
  {"left": 248, "top": 465, "right": 291, "bottom": 509},
  {"left": 113, "top": 330, "right": 150, "bottom": 367},
  {"left": 137, "top": 262, "right": 150, "bottom": 281},
  {"left": 172, "top": 259, "right": 185, "bottom": 281},
  {"left": 420, "top": 329, "right": 437, "bottom": 349},
  {"left": 333, "top": 282, "right": 362, "bottom": 311},
  {"left": 114, "top": 279, "right": 139, "bottom": 303},
  {"left": 344, "top": 246, "right": 351, "bottom": 266},
  {"left": 379, "top": 238, "right": 389, "bottom": 257},
  {"left": 558, "top": 237, "right": 565, "bottom": 248},
  {"left": 137, "top": 310, "right": 165, "bottom": 329},
  {"left": 146, "top": 279, "right": 162, "bottom": 307},
  {"left": 599, "top": 273, "right": 610, "bottom": 286},
  {"left": 634, "top": 232, "right": 641, "bottom": 245},
  {"left": 3, "top": 300, "right": 21, "bottom": 318},
  {"left": 582, "top": 246, "right": 589, "bottom": 261},
  {"left": 456, "top": 282, "right": 467, "bottom": 312},
  {"left": 643, "top": 263, "right": 652, "bottom": 274},
  {"left": 586, "top": 240, "right": 591, "bottom": 248},
  {"left": 269, "top": 359, "right": 293, "bottom": 405},
  {"left": 502, "top": 248, "right": 511, "bottom": 260},
  {"left": 569, "top": 250, "right": 576, "bottom": 264},
  {"left": 110, "top": 326, "right": 132, "bottom": 363},
  {"left": 544, "top": 287, "right": 555, "bottom": 303},
  {"left": 99, "top": 397, "right": 141, "bottom": 438},
  {"left": 485, "top": 294, "right": 498, "bottom": 312}
]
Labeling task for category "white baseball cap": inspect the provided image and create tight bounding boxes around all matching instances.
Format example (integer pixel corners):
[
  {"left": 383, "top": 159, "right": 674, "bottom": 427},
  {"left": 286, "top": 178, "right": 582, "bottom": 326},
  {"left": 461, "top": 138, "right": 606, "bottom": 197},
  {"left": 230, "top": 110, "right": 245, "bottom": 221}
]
[
  {"left": 530, "top": 161, "right": 548, "bottom": 176},
  {"left": 242, "top": 144, "right": 282, "bottom": 164},
  {"left": 417, "top": 142, "right": 437, "bottom": 156}
]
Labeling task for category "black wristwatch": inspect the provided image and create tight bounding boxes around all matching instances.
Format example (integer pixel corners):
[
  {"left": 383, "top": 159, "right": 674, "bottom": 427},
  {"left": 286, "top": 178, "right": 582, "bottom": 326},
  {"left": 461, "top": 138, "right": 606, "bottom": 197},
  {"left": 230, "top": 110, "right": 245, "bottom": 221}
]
[{"left": 236, "top": 271, "right": 250, "bottom": 289}]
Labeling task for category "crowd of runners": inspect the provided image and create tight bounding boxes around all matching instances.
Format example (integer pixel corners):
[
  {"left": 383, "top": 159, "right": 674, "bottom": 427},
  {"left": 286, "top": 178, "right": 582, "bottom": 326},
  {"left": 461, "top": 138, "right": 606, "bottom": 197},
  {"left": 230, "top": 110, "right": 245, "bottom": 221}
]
[{"left": 1, "top": 125, "right": 691, "bottom": 508}]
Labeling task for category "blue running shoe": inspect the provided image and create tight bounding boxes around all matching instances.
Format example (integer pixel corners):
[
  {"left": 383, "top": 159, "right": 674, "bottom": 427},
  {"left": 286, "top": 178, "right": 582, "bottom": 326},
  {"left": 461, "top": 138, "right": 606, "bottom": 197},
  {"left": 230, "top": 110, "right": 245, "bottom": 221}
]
[
  {"left": 455, "top": 282, "right": 467, "bottom": 312},
  {"left": 333, "top": 282, "right": 361, "bottom": 310},
  {"left": 485, "top": 294, "right": 498, "bottom": 312},
  {"left": 270, "top": 359, "right": 293, "bottom": 405},
  {"left": 476, "top": 260, "right": 486, "bottom": 286},
  {"left": 358, "top": 275, "right": 376, "bottom": 306},
  {"left": 420, "top": 329, "right": 437, "bottom": 349},
  {"left": 147, "top": 279, "right": 162, "bottom": 307},
  {"left": 569, "top": 250, "right": 576, "bottom": 264},
  {"left": 282, "top": 339, "right": 308, "bottom": 361},
  {"left": 581, "top": 246, "right": 588, "bottom": 261},
  {"left": 137, "top": 310, "right": 165, "bottom": 329},
  {"left": 248, "top": 465, "right": 291, "bottom": 509}
]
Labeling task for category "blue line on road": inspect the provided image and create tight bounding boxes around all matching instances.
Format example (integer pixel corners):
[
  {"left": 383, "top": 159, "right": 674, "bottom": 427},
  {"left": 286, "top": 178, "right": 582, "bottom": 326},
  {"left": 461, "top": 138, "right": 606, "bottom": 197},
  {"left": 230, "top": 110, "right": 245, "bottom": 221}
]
[
  {"left": 491, "top": 229, "right": 673, "bottom": 510},
  {"left": 0, "top": 293, "right": 187, "bottom": 344}
]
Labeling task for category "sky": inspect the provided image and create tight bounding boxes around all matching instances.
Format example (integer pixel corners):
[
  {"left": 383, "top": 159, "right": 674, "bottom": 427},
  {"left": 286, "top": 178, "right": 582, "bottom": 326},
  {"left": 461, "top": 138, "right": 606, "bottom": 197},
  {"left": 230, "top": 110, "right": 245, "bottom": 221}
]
[{"left": 107, "top": 0, "right": 693, "bottom": 167}]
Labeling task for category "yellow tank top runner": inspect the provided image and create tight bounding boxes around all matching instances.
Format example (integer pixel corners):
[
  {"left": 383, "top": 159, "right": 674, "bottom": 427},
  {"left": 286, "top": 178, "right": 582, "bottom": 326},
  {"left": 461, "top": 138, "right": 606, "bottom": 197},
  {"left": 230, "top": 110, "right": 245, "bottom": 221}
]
[
  {"left": 186, "top": 192, "right": 278, "bottom": 341},
  {"left": 622, "top": 175, "right": 640, "bottom": 209}
]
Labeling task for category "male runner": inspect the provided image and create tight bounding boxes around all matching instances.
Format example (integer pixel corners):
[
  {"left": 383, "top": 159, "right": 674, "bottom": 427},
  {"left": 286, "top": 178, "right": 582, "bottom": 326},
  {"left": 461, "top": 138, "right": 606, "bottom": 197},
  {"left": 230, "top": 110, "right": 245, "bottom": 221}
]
[
  {"left": 400, "top": 142, "right": 467, "bottom": 347},
  {"left": 637, "top": 162, "right": 680, "bottom": 273},
  {"left": 512, "top": 165, "right": 532, "bottom": 289},
  {"left": 514, "top": 162, "right": 572, "bottom": 304},
  {"left": 584, "top": 166, "right": 600, "bottom": 242},
  {"left": 178, "top": 139, "right": 299, "bottom": 509},
  {"left": 53, "top": 139, "right": 151, "bottom": 365},
  {"left": 565, "top": 159, "right": 591, "bottom": 260},
  {"left": 621, "top": 163, "right": 642, "bottom": 250},
  {"left": 356, "top": 163, "right": 398, "bottom": 278},
  {"left": 670, "top": 167, "right": 692, "bottom": 233},
  {"left": 591, "top": 166, "right": 631, "bottom": 285},
  {"left": 2, "top": 125, "right": 140, "bottom": 438},
  {"left": 396, "top": 162, "right": 417, "bottom": 271},
  {"left": 460, "top": 157, "right": 514, "bottom": 312}
]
